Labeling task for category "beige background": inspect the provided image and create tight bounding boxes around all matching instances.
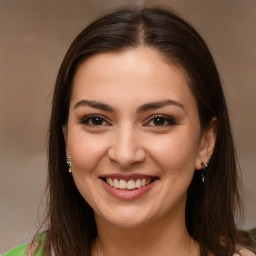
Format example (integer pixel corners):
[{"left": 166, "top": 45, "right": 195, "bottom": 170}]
[{"left": 0, "top": 0, "right": 255, "bottom": 253}]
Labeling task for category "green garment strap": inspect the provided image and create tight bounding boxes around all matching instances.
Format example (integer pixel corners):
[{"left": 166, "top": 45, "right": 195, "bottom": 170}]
[
  {"left": 4, "top": 232, "right": 47, "bottom": 256},
  {"left": 249, "top": 228, "right": 256, "bottom": 253},
  {"left": 3, "top": 244, "right": 27, "bottom": 256}
]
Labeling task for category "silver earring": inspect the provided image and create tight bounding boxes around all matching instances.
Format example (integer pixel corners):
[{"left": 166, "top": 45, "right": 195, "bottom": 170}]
[
  {"left": 201, "top": 156, "right": 211, "bottom": 183},
  {"left": 201, "top": 162, "right": 206, "bottom": 183},
  {"left": 66, "top": 156, "right": 72, "bottom": 173}
]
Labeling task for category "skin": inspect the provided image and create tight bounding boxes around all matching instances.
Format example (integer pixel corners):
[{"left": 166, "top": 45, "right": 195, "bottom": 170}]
[{"left": 63, "top": 47, "right": 216, "bottom": 256}]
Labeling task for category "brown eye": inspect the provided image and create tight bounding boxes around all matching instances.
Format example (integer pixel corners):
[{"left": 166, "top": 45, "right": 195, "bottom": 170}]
[
  {"left": 146, "top": 115, "right": 177, "bottom": 127},
  {"left": 152, "top": 117, "right": 166, "bottom": 126},
  {"left": 81, "top": 115, "right": 109, "bottom": 126},
  {"left": 91, "top": 117, "right": 104, "bottom": 125}
]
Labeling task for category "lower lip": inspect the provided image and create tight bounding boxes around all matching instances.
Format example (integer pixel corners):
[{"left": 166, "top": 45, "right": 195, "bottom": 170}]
[{"left": 101, "top": 179, "right": 157, "bottom": 200}]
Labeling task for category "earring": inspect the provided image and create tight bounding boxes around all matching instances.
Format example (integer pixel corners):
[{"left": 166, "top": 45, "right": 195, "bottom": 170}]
[
  {"left": 66, "top": 156, "right": 72, "bottom": 173},
  {"left": 201, "top": 156, "right": 211, "bottom": 183},
  {"left": 201, "top": 162, "right": 207, "bottom": 182}
]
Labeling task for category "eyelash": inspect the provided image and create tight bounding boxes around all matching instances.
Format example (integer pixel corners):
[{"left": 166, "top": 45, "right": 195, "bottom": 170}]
[
  {"left": 80, "top": 115, "right": 110, "bottom": 126},
  {"left": 144, "top": 115, "right": 177, "bottom": 127},
  {"left": 79, "top": 114, "right": 177, "bottom": 127}
]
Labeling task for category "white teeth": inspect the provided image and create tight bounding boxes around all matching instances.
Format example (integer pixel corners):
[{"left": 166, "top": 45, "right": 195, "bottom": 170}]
[
  {"left": 106, "top": 178, "right": 113, "bottom": 186},
  {"left": 105, "top": 177, "right": 153, "bottom": 190},
  {"left": 114, "top": 178, "right": 119, "bottom": 188},
  {"left": 127, "top": 180, "right": 136, "bottom": 190},
  {"left": 135, "top": 179, "right": 141, "bottom": 189},
  {"left": 119, "top": 180, "right": 126, "bottom": 189}
]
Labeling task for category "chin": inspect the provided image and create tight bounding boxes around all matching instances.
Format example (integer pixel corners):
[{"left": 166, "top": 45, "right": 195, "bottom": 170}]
[{"left": 95, "top": 206, "right": 156, "bottom": 229}]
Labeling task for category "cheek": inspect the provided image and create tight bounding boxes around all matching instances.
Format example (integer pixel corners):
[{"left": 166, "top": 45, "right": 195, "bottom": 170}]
[
  {"left": 68, "top": 132, "right": 109, "bottom": 174},
  {"left": 67, "top": 133, "right": 108, "bottom": 209},
  {"left": 148, "top": 131, "right": 200, "bottom": 175}
]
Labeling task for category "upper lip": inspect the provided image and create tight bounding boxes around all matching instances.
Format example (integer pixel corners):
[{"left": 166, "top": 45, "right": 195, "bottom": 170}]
[{"left": 100, "top": 173, "right": 159, "bottom": 181}]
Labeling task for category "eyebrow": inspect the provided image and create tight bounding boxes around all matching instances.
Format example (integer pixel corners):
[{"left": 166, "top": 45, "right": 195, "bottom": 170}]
[
  {"left": 73, "top": 99, "right": 184, "bottom": 112},
  {"left": 73, "top": 100, "right": 114, "bottom": 112},
  {"left": 137, "top": 100, "right": 184, "bottom": 113}
]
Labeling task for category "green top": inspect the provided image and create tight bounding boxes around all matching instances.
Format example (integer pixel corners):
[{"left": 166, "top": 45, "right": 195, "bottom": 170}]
[
  {"left": 3, "top": 232, "right": 46, "bottom": 256},
  {"left": 3, "top": 228, "right": 256, "bottom": 255},
  {"left": 250, "top": 228, "right": 256, "bottom": 253}
]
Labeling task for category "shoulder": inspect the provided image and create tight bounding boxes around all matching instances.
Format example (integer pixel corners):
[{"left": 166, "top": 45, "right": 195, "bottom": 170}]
[
  {"left": 3, "top": 244, "right": 27, "bottom": 256},
  {"left": 234, "top": 247, "right": 256, "bottom": 256},
  {"left": 3, "top": 232, "right": 47, "bottom": 256}
]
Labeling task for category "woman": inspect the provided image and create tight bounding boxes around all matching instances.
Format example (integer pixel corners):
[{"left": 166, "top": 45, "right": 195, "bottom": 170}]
[{"left": 4, "top": 6, "right": 255, "bottom": 256}]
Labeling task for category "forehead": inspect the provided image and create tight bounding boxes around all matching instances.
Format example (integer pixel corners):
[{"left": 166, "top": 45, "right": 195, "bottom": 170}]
[{"left": 70, "top": 47, "right": 197, "bottom": 113}]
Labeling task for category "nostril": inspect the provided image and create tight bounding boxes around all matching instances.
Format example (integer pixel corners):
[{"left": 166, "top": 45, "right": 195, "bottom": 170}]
[{"left": 107, "top": 146, "right": 146, "bottom": 168}]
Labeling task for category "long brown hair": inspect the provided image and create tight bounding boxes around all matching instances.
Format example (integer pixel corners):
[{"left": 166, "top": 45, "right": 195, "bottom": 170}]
[{"left": 42, "top": 6, "right": 252, "bottom": 256}]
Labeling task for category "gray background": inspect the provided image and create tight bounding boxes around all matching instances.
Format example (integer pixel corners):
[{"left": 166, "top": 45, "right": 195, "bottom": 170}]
[{"left": 0, "top": 0, "right": 255, "bottom": 253}]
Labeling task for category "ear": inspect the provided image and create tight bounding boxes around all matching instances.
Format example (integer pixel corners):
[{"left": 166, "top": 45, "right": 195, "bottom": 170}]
[
  {"left": 62, "top": 125, "right": 69, "bottom": 156},
  {"left": 195, "top": 118, "right": 217, "bottom": 170}
]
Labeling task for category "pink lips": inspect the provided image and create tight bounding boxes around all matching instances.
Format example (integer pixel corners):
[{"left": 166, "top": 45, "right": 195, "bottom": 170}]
[
  {"left": 100, "top": 173, "right": 156, "bottom": 181},
  {"left": 100, "top": 174, "right": 158, "bottom": 200}
]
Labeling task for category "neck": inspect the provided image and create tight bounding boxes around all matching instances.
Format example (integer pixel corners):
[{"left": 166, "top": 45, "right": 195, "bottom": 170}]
[{"left": 92, "top": 211, "right": 199, "bottom": 256}]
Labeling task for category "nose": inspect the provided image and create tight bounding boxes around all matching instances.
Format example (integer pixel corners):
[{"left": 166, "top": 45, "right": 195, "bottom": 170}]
[{"left": 107, "top": 124, "right": 146, "bottom": 168}]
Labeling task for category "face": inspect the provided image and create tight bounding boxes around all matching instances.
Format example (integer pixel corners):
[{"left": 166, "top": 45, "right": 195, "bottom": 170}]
[{"left": 64, "top": 47, "right": 214, "bottom": 229}]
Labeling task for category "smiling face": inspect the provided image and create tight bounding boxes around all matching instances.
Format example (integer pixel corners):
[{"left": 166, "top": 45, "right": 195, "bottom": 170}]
[{"left": 64, "top": 47, "right": 215, "bottom": 229}]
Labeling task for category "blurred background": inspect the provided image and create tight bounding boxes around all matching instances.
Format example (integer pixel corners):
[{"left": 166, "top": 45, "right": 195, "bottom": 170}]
[{"left": 0, "top": 0, "right": 255, "bottom": 253}]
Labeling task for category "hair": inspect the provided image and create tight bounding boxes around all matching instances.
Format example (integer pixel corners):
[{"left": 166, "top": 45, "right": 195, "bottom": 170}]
[{"left": 41, "top": 6, "right": 253, "bottom": 256}]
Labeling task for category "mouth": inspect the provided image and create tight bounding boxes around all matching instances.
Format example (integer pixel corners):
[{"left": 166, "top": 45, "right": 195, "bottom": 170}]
[{"left": 101, "top": 176, "right": 158, "bottom": 190}]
